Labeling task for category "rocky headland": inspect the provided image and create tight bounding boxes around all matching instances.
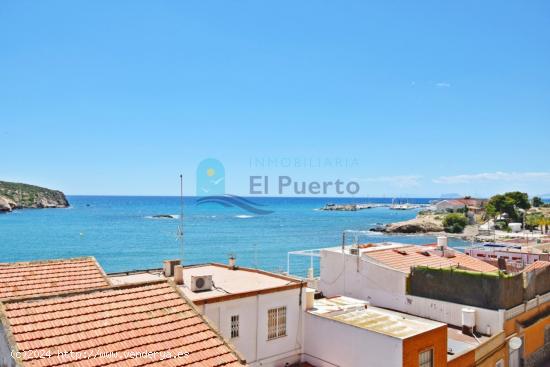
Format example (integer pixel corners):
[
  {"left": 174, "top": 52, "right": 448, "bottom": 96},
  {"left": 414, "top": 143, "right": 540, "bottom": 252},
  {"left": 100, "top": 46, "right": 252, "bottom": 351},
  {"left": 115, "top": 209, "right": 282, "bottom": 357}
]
[
  {"left": 0, "top": 181, "right": 69, "bottom": 212},
  {"left": 372, "top": 212, "right": 478, "bottom": 238}
]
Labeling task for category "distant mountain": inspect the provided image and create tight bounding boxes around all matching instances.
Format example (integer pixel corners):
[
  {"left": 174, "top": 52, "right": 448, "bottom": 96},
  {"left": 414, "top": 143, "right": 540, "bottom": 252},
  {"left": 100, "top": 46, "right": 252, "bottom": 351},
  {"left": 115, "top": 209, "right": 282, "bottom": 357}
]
[{"left": 0, "top": 181, "right": 69, "bottom": 212}]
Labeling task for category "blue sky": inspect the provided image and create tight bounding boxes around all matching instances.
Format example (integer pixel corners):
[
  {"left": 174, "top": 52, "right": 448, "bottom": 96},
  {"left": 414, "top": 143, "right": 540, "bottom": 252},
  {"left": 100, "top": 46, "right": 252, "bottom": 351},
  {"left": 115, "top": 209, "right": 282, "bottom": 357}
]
[{"left": 1, "top": 1, "right": 549, "bottom": 197}]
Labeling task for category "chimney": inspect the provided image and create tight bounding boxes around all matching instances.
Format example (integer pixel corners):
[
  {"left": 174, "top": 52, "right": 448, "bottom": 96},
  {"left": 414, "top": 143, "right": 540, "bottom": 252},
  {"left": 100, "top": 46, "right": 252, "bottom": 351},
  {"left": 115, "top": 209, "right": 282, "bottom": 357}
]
[
  {"left": 163, "top": 259, "right": 181, "bottom": 277},
  {"left": 497, "top": 257, "right": 507, "bottom": 271},
  {"left": 174, "top": 265, "right": 184, "bottom": 285},
  {"left": 229, "top": 255, "right": 236, "bottom": 269}
]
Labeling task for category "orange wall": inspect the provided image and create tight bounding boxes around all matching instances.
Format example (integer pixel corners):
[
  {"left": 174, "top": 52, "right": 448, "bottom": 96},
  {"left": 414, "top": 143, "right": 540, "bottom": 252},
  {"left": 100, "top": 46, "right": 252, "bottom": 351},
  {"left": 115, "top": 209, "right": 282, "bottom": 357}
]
[
  {"left": 447, "top": 350, "right": 475, "bottom": 367},
  {"left": 403, "top": 325, "right": 447, "bottom": 367},
  {"left": 476, "top": 346, "right": 507, "bottom": 367},
  {"left": 522, "top": 316, "right": 550, "bottom": 357},
  {"left": 504, "top": 305, "right": 545, "bottom": 336},
  {"left": 504, "top": 304, "right": 550, "bottom": 359}
]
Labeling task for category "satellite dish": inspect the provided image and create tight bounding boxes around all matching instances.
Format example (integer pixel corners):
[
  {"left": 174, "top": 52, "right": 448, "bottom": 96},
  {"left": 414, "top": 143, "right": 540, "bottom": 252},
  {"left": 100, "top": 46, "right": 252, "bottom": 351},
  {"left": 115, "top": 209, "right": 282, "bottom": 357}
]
[{"left": 509, "top": 337, "right": 522, "bottom": 350}]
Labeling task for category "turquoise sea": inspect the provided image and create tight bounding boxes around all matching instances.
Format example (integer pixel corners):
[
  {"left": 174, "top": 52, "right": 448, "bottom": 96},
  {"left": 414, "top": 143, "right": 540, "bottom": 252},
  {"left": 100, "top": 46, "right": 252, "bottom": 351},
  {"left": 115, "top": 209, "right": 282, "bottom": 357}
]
[{"left": 0, "top": 196, "right": 471, "bottom": 276}]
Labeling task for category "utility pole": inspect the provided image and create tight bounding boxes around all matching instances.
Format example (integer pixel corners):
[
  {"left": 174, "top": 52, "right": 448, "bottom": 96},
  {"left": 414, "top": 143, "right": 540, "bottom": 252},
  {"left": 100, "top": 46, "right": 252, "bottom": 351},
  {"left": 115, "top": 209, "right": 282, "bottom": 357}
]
[{"left": 177, "top": 174, "right": 184, "bottom": 266}]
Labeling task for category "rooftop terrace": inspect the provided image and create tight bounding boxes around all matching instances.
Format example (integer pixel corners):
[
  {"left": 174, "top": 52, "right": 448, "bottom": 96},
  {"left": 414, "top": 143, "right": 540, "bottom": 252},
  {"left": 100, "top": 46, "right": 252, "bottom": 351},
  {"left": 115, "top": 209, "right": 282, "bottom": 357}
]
[{"left": 109, "top": 263, "right": 303, "bottom": 304}]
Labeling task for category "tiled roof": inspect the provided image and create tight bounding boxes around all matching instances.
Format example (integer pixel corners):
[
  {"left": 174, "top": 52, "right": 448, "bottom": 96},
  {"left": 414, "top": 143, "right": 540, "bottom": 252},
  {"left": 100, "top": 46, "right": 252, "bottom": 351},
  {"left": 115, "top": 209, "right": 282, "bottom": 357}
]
[
  {"left": 450, "top": 251, "right": 499, "bottom": 273},
  {"left": 1, "top": 281, "right": 245, "bottom": 366},
  {"left": 522, "top": 260, "right": 550, "bottom": 273},
  {"left": 437, "top": 199, "right": 484, "bottom": 207},
  {"left": 365, "top": 246, "right": 498, "bottom": 273},
  {"left": 0, "top": 257, "right": 110, "bottom": 300}
]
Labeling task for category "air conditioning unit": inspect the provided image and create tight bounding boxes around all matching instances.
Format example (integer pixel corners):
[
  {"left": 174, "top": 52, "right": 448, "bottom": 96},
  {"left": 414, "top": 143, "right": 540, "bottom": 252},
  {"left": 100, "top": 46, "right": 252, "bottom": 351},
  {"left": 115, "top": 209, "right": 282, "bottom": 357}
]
[{"left": 191, "top": 275, "right": 213, "bottom": 292}]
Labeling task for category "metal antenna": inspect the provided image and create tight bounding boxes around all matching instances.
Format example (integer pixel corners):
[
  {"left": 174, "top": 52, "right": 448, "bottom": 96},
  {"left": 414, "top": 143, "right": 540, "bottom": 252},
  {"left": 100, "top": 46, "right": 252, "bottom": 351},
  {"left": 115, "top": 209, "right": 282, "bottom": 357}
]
[
  {"left": 253, "top": 243, "right": 258, "bottom": 269},
  {"left": 177, "top": 174, "right": 184, "bottom": 266}
]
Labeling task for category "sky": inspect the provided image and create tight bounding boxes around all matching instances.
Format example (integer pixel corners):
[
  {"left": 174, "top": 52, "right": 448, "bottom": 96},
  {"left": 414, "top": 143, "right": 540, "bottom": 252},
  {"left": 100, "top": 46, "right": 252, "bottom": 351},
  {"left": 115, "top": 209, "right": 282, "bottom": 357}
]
[{"left": 1, "top": 1, "right": 549, "bottom": 197}]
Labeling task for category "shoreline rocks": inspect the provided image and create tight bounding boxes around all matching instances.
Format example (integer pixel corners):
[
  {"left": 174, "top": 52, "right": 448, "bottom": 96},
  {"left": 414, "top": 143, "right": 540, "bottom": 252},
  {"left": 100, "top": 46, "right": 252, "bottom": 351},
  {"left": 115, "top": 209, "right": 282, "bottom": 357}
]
[
  {"left": 0, "top": 181, "right": 69, "bottom": 212},
  {"left": 320, "top": 204, "right": 359, "bottom": 211},
  {"left": 381, "top": 220, "right": 444, "bottom": 234},
  {"left": 0, "top": 196, "right": 16, "bottom": 212}
]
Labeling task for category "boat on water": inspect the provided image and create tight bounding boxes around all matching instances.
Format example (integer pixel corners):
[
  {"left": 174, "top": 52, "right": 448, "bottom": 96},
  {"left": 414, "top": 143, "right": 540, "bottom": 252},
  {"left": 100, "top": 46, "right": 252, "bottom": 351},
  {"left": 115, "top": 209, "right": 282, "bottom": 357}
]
[{"left": 389, "top": 198, "right": 418, "bottom": 210}]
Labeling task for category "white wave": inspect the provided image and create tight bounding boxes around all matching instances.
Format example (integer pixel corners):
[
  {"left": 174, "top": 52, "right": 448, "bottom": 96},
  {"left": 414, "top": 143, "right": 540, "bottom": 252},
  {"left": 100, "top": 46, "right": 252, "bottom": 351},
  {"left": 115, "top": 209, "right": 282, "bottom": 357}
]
[
  {"left": 235, "top": 214, "right": 254, "bottom": 219},
  {"left": 366, "top": 231, "right": 384, "bottom": 236}
]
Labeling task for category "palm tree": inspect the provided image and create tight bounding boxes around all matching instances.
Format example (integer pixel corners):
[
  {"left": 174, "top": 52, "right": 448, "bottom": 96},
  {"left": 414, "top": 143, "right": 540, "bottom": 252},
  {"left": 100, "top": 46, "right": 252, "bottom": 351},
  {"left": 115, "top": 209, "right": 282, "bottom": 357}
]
[{"left": 537, "top": 216, "right": 550, "bottom": 234}]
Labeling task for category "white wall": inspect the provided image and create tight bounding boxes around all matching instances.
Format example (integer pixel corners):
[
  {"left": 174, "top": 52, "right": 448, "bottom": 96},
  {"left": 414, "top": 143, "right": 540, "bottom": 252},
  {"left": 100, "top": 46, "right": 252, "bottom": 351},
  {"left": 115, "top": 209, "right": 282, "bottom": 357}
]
[
  {"left": 202, "top": 287, "right": 304, "bottom": 367},
  {"left": 402, "top": 295, "right": 504, "bottom": 335},
  {"left": 319, "top": 249, "right": 407, "bottom": 308},
  {"left": 303, "top": 313, "right": 402, "bottom": 367},
  {"left": 319, "top": 249, "right": 504, "bottom": 334}
]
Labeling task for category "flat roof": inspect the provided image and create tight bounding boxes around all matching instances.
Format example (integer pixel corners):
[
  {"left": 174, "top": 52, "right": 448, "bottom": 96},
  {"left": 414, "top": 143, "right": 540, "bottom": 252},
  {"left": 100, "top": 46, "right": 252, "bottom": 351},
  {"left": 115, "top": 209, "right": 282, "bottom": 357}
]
[
  {"left": 308, "top": 296, "right": 444, "bottom": 339},
  {"left": 109, "top": 263, "right": 303, "bottom": 305},
  {"left": 0, "top": 257, "right": 110, "bottom": 300},
  {"left": 447, "top": 325, "right": 490, "bottom": 361}
]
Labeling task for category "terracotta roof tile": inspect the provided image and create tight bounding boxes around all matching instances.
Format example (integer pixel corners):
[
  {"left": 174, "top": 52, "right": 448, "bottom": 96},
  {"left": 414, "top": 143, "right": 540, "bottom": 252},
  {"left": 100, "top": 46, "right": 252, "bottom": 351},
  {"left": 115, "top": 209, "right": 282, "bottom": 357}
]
[
  {"left": 365, "top": 245, "right": 498, "bottom": 273},
  {"left": 1, "top": 281, "right": 245, "bottom": 366},
  {"left": 0, "top": 257, "right": 110, "bottom": 300},
  {"left": 522, "top": 260, "right": 550, "bottom": 273}
]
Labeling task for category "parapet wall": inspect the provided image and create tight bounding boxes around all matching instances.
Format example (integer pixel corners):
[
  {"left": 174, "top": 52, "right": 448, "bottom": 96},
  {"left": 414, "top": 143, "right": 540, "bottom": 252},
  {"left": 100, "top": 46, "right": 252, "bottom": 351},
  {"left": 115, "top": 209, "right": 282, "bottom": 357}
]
[
  {"left": 524, "top": 266, "right": 550, "bottom": 301},
  {"left": 408, "top": 267, "right": 524, "bottom": 310}
]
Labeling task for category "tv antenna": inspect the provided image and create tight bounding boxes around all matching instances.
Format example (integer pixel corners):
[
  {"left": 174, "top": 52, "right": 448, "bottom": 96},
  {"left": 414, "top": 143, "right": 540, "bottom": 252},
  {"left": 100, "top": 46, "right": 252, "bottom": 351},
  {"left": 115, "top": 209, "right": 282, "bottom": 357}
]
[{"left": 177, "top": 174, "right": 184, "bottom": 265}]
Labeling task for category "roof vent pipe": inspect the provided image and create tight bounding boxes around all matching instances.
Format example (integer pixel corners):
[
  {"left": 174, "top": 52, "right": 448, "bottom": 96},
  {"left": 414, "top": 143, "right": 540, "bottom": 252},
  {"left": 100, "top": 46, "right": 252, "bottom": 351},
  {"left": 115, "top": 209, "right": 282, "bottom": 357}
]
[{"left": 437, "top": 236, "right": 448, "bottom": 249}]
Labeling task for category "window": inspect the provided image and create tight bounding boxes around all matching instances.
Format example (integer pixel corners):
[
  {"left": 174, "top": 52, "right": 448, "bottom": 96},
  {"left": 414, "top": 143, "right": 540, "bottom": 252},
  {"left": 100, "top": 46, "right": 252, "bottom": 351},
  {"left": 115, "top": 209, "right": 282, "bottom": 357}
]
[
  {"left": 267, "top": 306, "right": 287, "bottom": 340},
  {"left": 419, "top": 348, "right": 433, "bottom": 367},
  {"left": 230, "top": 315, "right": 239, "bottom": 338}
]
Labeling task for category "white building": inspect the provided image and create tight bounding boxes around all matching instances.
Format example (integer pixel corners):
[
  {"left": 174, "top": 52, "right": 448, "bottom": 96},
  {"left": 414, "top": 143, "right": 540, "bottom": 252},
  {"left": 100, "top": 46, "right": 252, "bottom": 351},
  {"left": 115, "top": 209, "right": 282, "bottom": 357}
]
[
  {"left": 303, "top": 296, "right": 449, "bottom": 367},
  {"left": 464, "top": 243, "right": 550, "bottom": 270},
  {"left": 110, "top": 262, "right": 306, "bottom": 367},
  {"left": 316, "top": 240, "right": 505, "bottom": 335}
]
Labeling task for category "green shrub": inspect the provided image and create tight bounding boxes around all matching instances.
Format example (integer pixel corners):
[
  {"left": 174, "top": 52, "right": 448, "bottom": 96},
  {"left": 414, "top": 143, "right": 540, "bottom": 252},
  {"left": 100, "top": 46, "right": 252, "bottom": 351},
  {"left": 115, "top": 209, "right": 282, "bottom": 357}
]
[
  {"left": 443, "top": 213, "right": 467, "bottom": 233},
  {"left": 495, "top": 221, "right": 509, "bottom": 231}
]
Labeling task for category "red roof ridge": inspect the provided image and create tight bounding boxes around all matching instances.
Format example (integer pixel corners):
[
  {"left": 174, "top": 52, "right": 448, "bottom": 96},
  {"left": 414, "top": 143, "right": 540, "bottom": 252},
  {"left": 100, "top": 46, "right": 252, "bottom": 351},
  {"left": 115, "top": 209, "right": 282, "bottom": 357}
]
[
  {"left": 522, "top": 260, "right": 550, "bottom": 273},
  {"left": 0, "top": 257, "right": 111, "bottom": 301}
]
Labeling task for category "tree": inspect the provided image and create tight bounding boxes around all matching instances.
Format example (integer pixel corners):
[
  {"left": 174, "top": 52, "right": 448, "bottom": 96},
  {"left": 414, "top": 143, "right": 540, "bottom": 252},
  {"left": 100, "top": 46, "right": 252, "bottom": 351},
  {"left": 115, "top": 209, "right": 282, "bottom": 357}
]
[
  {"left": 525, "top": 213, "right": 543, "bottom": 231},
  {"left": 486, "top": 192, "right": 530, "bottom": 221},
  {"left": 443, "top": 213, "right": 468, "bottom": 233},
  {"left": 485, "top": 202, "right": 498, "bottom": 220},
  {"left": 532, "top": 196, "right": 544, "bottom": 207},
  {"left": 505, "top": 191, "right": 531, "bottom": 210}
]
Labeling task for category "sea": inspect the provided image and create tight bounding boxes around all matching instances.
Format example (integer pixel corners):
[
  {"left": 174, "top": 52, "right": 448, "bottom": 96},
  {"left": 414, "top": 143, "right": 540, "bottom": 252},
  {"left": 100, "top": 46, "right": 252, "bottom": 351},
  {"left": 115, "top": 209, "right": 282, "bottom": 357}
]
[{"left": 0, "top": 196, "right": 472, "bottom": 276}]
